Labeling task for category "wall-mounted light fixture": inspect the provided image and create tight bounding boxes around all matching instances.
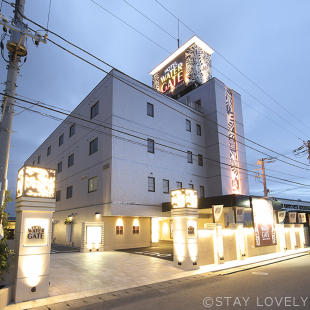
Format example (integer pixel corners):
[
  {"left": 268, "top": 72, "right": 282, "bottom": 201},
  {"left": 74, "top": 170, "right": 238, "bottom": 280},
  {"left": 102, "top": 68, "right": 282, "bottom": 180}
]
[
  {"left": 95, "top": 212, "right": 100, "bottom": 219},
  {"left": 31, "top": 287, "right": 36, "bottom": 293}
]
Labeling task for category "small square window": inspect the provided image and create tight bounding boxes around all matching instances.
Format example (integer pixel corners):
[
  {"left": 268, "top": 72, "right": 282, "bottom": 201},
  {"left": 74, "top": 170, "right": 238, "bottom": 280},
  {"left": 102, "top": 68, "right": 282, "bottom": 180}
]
[
  {"left": 116, "top": 226, "right": 123, "bottom": 235},
  {"left": 59, "top": 134, "right": 64, "bottom": 146},
  {"left": 89, "top": 138, "right": 98, "bottom": 155},
  {"left": 56, "top": 190, "right": 61, "bottom": 202},
  {"left": 197, "top": 124, "right": 201, "bottom": 136},
  {"left": 57, "top": 161, "right": 62, "bottom": 173},
  {"left": 68, "top": 153, "right": 74, "bottom": 167},
  {"left": 66, "top": 186, "right": 73, "bottom": 199},
  {"left": 187, "top": 151, "right": 193, "bottom": 163},
  {"left": 69, "top": 124, "right": 75, "bottom": 137},
  {"left": 163, "top": 179, "right": 169, "bottom": 194},
  {"left": 147, "top": 102, "right": 154, "bottom": 117},
  {"left": 148, "top": 177, "right": 155, "bottom": 192},
  {"left": 91, "top": 101, "right": 99, "bottom": 119},
  {"left": 47, "top": 146, "right": 51, "bottom": 156},
  {"left": 200, "top": 186, "right": 205, "bottom": 198},
  {"left": 186, "top": 119, "right": 191, "bottom": 132},
  {"left": 88, "top": 176, "right": 97, "bottom": 193},
  {"left": 147, "top": 139, "right": 154, "bottom": 153},
  {"left": 37, "top": 155, "right": 41, "bottom": 164},
  {"left": 189, "top": 183, "right": 194, "bottom": 189},
  {"left": 198, "top": 154, "right": 203, "bottom": 166},
  {"left": 133, "top": 226, "right": 139, "bottom": 234},
  {"left": 176, "top": 181, "right": 182, "bottom": 189}
]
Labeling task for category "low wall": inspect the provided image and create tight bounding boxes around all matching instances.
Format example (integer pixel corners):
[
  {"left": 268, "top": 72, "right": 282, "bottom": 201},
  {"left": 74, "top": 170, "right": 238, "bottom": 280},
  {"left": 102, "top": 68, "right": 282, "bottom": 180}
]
[{"left": 0, "top": 284, "right": 14, "bottom": 310}]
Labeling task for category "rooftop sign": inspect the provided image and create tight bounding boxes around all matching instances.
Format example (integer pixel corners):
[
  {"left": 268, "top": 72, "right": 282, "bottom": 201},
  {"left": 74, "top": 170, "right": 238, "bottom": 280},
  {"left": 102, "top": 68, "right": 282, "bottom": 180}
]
[{"left": 149, "top": 36, "right": 214, "bottom": 97}]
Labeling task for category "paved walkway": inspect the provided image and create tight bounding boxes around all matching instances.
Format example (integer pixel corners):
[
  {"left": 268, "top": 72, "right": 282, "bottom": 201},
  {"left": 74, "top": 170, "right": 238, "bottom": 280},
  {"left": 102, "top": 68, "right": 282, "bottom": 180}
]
[{"left": 5, "top": 247, "right": 310, "bottom": 310}]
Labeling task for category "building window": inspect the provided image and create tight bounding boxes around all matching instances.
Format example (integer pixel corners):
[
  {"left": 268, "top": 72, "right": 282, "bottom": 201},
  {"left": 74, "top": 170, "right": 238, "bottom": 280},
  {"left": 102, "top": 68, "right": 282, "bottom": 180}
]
[
  {"left": 189, "top": 183, "right": 194, "bottom": 189},
  {"left": 147, "top": 139, "right": 154, "bottom": 153},
  {"left": 163, "top": 179, "right": 169, "bottom": 194},
  {"left": 69, "top": 124, "right": 75, "bottom": 137},
  {"left": 57, "top": 161, "right": 62, "bottom": 173},
  {"left": 200, "top": 186, "right": 205, "bottom": 198},
  {"left": 116, "top": 226, "right": 123, "bottom": 235},
  {"left": 37, "top": 155, "right": 41, "bottom": 164},
  {"left": 89, "top": 137, "right": 98, "bottom": 155},
  {"left": 187, "top": 151, "right": 193, "bottom": 163},
  {"left": 148, "top": 177, "right": 155, "bottom": 192},
  {"left": 56, "top": 190, "right": 61, "bottom": 202},
  {"left": 198, "top": 154, "right": 203, "bottom": 166},
  {"left": 66, "top": 186, "right": 73, "bottom": 199},
  {"left": 197, "top": 124, "right": 201, "bottom": 136},
  {"left": 59, "top": 134, "right": 64, "bottom": 146},
  {"left": 91, "top": 101, "right": 99, "bottom": 119},
  {"left": 32, "top": 160, "right": 35, "bottom": 166},
  {"left": 47, "top": 146, "right": 51, "bottom": 156},
  {"left": 68, "top": 153, "right": 74, "bottom": 167},
  {"left": 186, "top": 119, "right": 191, "bottom": 132},
  {"left": 176, "top": 182, "right": 182, "bottom": 189},
  {"left": 147, "top": 102, "right": 154, "bottom": 117},
  {"left": 133, "top": 226, "right": 139, "bottom": 234},
  {"left": 88, "top": 176, "right": 97, "bottom": 193},
  {"left": 195, "top": 99, "right": 201, "bottom": 106}
]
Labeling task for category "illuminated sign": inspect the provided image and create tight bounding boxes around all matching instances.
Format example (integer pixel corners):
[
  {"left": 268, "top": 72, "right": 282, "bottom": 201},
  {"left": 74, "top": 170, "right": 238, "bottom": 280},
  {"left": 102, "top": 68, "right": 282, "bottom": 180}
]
[
  {"left": 27, "top": 226, "right": 45, "bottom": 239},
  {"left": 150, "top": 36, "right": 214, "bottom": 98},
  {"left": 86, "top": 226, "right": 102, "bottom": 245},
  {"left": 277, "top": 211, "right": 286, "bottom": 223},
  {"left": 298, "top": 213, "right": 306, "bottom": 223},
  {"left": 252, "top": 199, "right": 277, "bottom": 247},
  {"left": 171, "top": 189, "right": 198, "bottom": 209},
  {"left": 288, "top": 212, "right": 297, "bottom": 224},
  {"left": 24, "top": 218, "right": 49, "bottom": 247},
  {"left": 16, "top": 166, "right": 56, "bottom": 199},
  {"left": 235, "top": 207, "right": 245, "bottom": 223},
  {"left": 212, "top": 205, "right": 223, "bottom": 222}
]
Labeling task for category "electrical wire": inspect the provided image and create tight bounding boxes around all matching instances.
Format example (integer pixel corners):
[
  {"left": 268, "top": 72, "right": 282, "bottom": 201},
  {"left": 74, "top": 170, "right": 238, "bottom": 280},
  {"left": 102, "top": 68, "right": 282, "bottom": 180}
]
[
  {"left": 154, "top": 0, "right": 310, "bottom": 133},
  {"left": 6, "top": 92, "right": 310, "bottom": 190},
  {"left": 17, "top": 8, "right": 310, "bottom": 167},
  {"left": 46, "top": 0, "right": 52, "bottom": 31}
]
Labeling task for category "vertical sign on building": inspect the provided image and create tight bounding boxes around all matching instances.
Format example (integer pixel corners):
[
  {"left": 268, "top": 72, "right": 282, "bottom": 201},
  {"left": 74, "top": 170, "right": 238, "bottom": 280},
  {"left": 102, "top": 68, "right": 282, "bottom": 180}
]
[{"left": 225, "top": 87, "right": 240, "bottom": 194}]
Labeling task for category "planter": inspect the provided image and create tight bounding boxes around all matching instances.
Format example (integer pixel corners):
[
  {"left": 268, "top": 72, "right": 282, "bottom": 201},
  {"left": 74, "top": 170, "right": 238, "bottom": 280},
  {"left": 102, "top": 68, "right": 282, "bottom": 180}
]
[
  {"left": 0, "top": 284, "right": 14, "bottom": 310},
  {"left": 66, "top": 224, "right": 72, "bottom": 242}
]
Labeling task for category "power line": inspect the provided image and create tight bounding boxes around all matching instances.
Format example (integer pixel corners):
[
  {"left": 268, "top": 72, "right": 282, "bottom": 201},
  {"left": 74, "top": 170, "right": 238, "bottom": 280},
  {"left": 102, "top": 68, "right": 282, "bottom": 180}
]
[
  {"left": 10, "top": 94, "right": 310, "bottom": 190},
  {"left": 154, "top": 0, "right": 310, "bottom": 134},
  {"left": 18, "top": 7, "right": 310, "bottom": 168}
]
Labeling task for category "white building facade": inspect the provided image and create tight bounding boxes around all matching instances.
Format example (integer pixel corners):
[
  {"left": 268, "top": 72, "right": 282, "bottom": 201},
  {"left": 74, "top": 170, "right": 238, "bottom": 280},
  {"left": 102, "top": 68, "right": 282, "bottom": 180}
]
[{"left": 25, "top": 37, "right": 250, "bottom": 250}]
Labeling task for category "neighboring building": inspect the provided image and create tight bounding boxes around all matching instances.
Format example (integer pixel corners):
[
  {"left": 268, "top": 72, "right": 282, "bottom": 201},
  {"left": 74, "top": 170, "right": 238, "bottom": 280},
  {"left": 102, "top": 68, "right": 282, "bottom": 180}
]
[{"left": 25, "top": 36, "right": 250, "bottom": 250}]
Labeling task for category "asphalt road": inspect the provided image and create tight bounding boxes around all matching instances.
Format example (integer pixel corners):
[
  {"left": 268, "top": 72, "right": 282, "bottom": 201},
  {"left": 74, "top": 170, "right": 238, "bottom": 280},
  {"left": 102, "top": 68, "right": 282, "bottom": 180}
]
[{"left": 70, "top": 254, "right": 310, "bottom": 310}]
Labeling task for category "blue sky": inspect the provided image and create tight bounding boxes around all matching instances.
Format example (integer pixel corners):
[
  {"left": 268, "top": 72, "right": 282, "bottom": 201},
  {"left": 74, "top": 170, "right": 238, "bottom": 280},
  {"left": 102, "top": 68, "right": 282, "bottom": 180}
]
[{"left": 1, "top": 0, "right": 310, "bottom": 215}]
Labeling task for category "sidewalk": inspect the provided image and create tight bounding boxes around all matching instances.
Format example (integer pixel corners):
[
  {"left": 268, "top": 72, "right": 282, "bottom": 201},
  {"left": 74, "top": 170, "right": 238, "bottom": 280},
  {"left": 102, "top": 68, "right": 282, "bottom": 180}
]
[{"left": 5, "top": 247, "right": 310, "bottom": 310}]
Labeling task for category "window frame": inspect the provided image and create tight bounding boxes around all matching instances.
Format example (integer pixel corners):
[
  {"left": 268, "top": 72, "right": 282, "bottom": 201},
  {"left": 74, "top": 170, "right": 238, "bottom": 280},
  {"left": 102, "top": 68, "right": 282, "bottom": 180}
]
[
  {"left": 200, "top": 186, "right": 205, "bottom": 198},
  {"left": 56, "top": 190, "right": 61, "bottom": 202},
  {"left": 68, "top": 153, "right": 74, "bottom": 167},
  {"left": 59, "top": 134, "right": 64, "bottom": 146},
  {"left": 148, "top": 177, "right": 155, "bottom": 192},
  {"left": 88, "top": 176, "right": 97, "bottom": 193},
  {"left": 198, "top": 154, "right": 203, "bottom": 166},
  {"left": 66, "top": 186, "right": 73, "bottom": 199},
  {"left": 90, "top": 101, "right": 99, "bottom": 119},
  {"left": 57, "top": 161, "right": 63, "bottom": 173},
  {"left": 186, "top": 119, "right": 191, "bottom": 132},
  {"left": 163, "top": 179, "right": 169, "bottom": 194},
  {"left": 189, "top": 183, "right": 194, "bottom": 189},
  {"left": 89, "top": 137, "right": 98, "bottom": 155},
  {"left": 196, "top": 124, "right": 201, "bottom": 136},
  {"left": 69, "top": 123, "right": 75, "bottom": 137},
  {"left": 147, "top": 138, "right": 154, "bottom": 153},
  {"left": 37, "top": 155, "right": 41, "bottom": 164},
  {"left": 187, "top": 151, "right": 193, "bottom": 163},
  {"left": 47, "top": 145, "right": 51, "bottom": 157},
  {"left": 176, "top": 181, "right": 182, "bottom": 189},
  {"left": 147, "top": 102, "right": 154, "bottom": 117}
]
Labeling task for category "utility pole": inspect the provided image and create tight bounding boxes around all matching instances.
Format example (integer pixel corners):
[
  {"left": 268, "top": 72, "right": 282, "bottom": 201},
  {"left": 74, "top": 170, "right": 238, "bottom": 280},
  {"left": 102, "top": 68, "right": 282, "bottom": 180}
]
[
  {"left": 254, "top": 157, "right": 276, "bottom": 197},
  {"left": 0, "top": 0, "right": 46, "bottom": 206},
  {"left": 303, "top": 140, "right": 310, "bottom": 164}
]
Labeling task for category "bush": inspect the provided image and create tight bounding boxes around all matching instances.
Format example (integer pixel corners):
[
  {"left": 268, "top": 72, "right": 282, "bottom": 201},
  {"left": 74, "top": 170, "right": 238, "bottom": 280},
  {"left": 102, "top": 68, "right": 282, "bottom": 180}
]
[{"left": 0, "top": 191, "right": 15, "bottom": 282}]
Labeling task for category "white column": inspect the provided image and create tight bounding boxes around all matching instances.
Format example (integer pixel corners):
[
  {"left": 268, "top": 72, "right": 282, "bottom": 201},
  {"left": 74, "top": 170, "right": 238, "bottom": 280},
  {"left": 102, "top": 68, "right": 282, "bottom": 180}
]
[
  {"left": 14, "top": 197, "right": 55, "bottom": 303},
  {"left": 172, "top": 207, "right": 199, "bottom": 270},
  {"left": 275, "top": 223, "right": 286, "bottom": 252}
]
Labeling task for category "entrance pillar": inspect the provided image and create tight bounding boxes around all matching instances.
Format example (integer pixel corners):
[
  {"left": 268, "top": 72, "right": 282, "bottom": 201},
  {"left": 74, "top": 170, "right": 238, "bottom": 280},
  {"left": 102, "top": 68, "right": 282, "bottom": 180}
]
[
  {"left": 171, "top": 189, "right": 199, "bottom": 270},
  {"left": 275, "top": 223, "right": 286, "bottom": 252},
  {"left": 14, "top": 166, "right": 56, "bottom": 303}
]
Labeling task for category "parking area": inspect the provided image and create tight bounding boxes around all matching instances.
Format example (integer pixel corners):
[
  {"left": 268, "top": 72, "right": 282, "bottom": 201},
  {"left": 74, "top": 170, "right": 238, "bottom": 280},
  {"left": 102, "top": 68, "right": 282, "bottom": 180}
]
[{"left": 116, "top": 240, "right": 173, "bottom": 261}]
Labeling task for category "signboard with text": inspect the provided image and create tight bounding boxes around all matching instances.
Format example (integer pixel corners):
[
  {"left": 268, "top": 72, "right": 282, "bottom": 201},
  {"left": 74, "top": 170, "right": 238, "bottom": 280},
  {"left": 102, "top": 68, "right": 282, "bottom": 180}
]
[{"left": 252, "top": 199, "right": 277, "bottom": 247}]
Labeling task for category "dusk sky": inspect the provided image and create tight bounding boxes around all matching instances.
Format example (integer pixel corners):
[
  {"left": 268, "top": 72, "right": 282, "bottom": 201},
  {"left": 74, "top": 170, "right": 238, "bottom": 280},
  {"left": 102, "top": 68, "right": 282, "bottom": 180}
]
[{"left": 1, "top": 0, "right": 310, "bottom": 215}]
